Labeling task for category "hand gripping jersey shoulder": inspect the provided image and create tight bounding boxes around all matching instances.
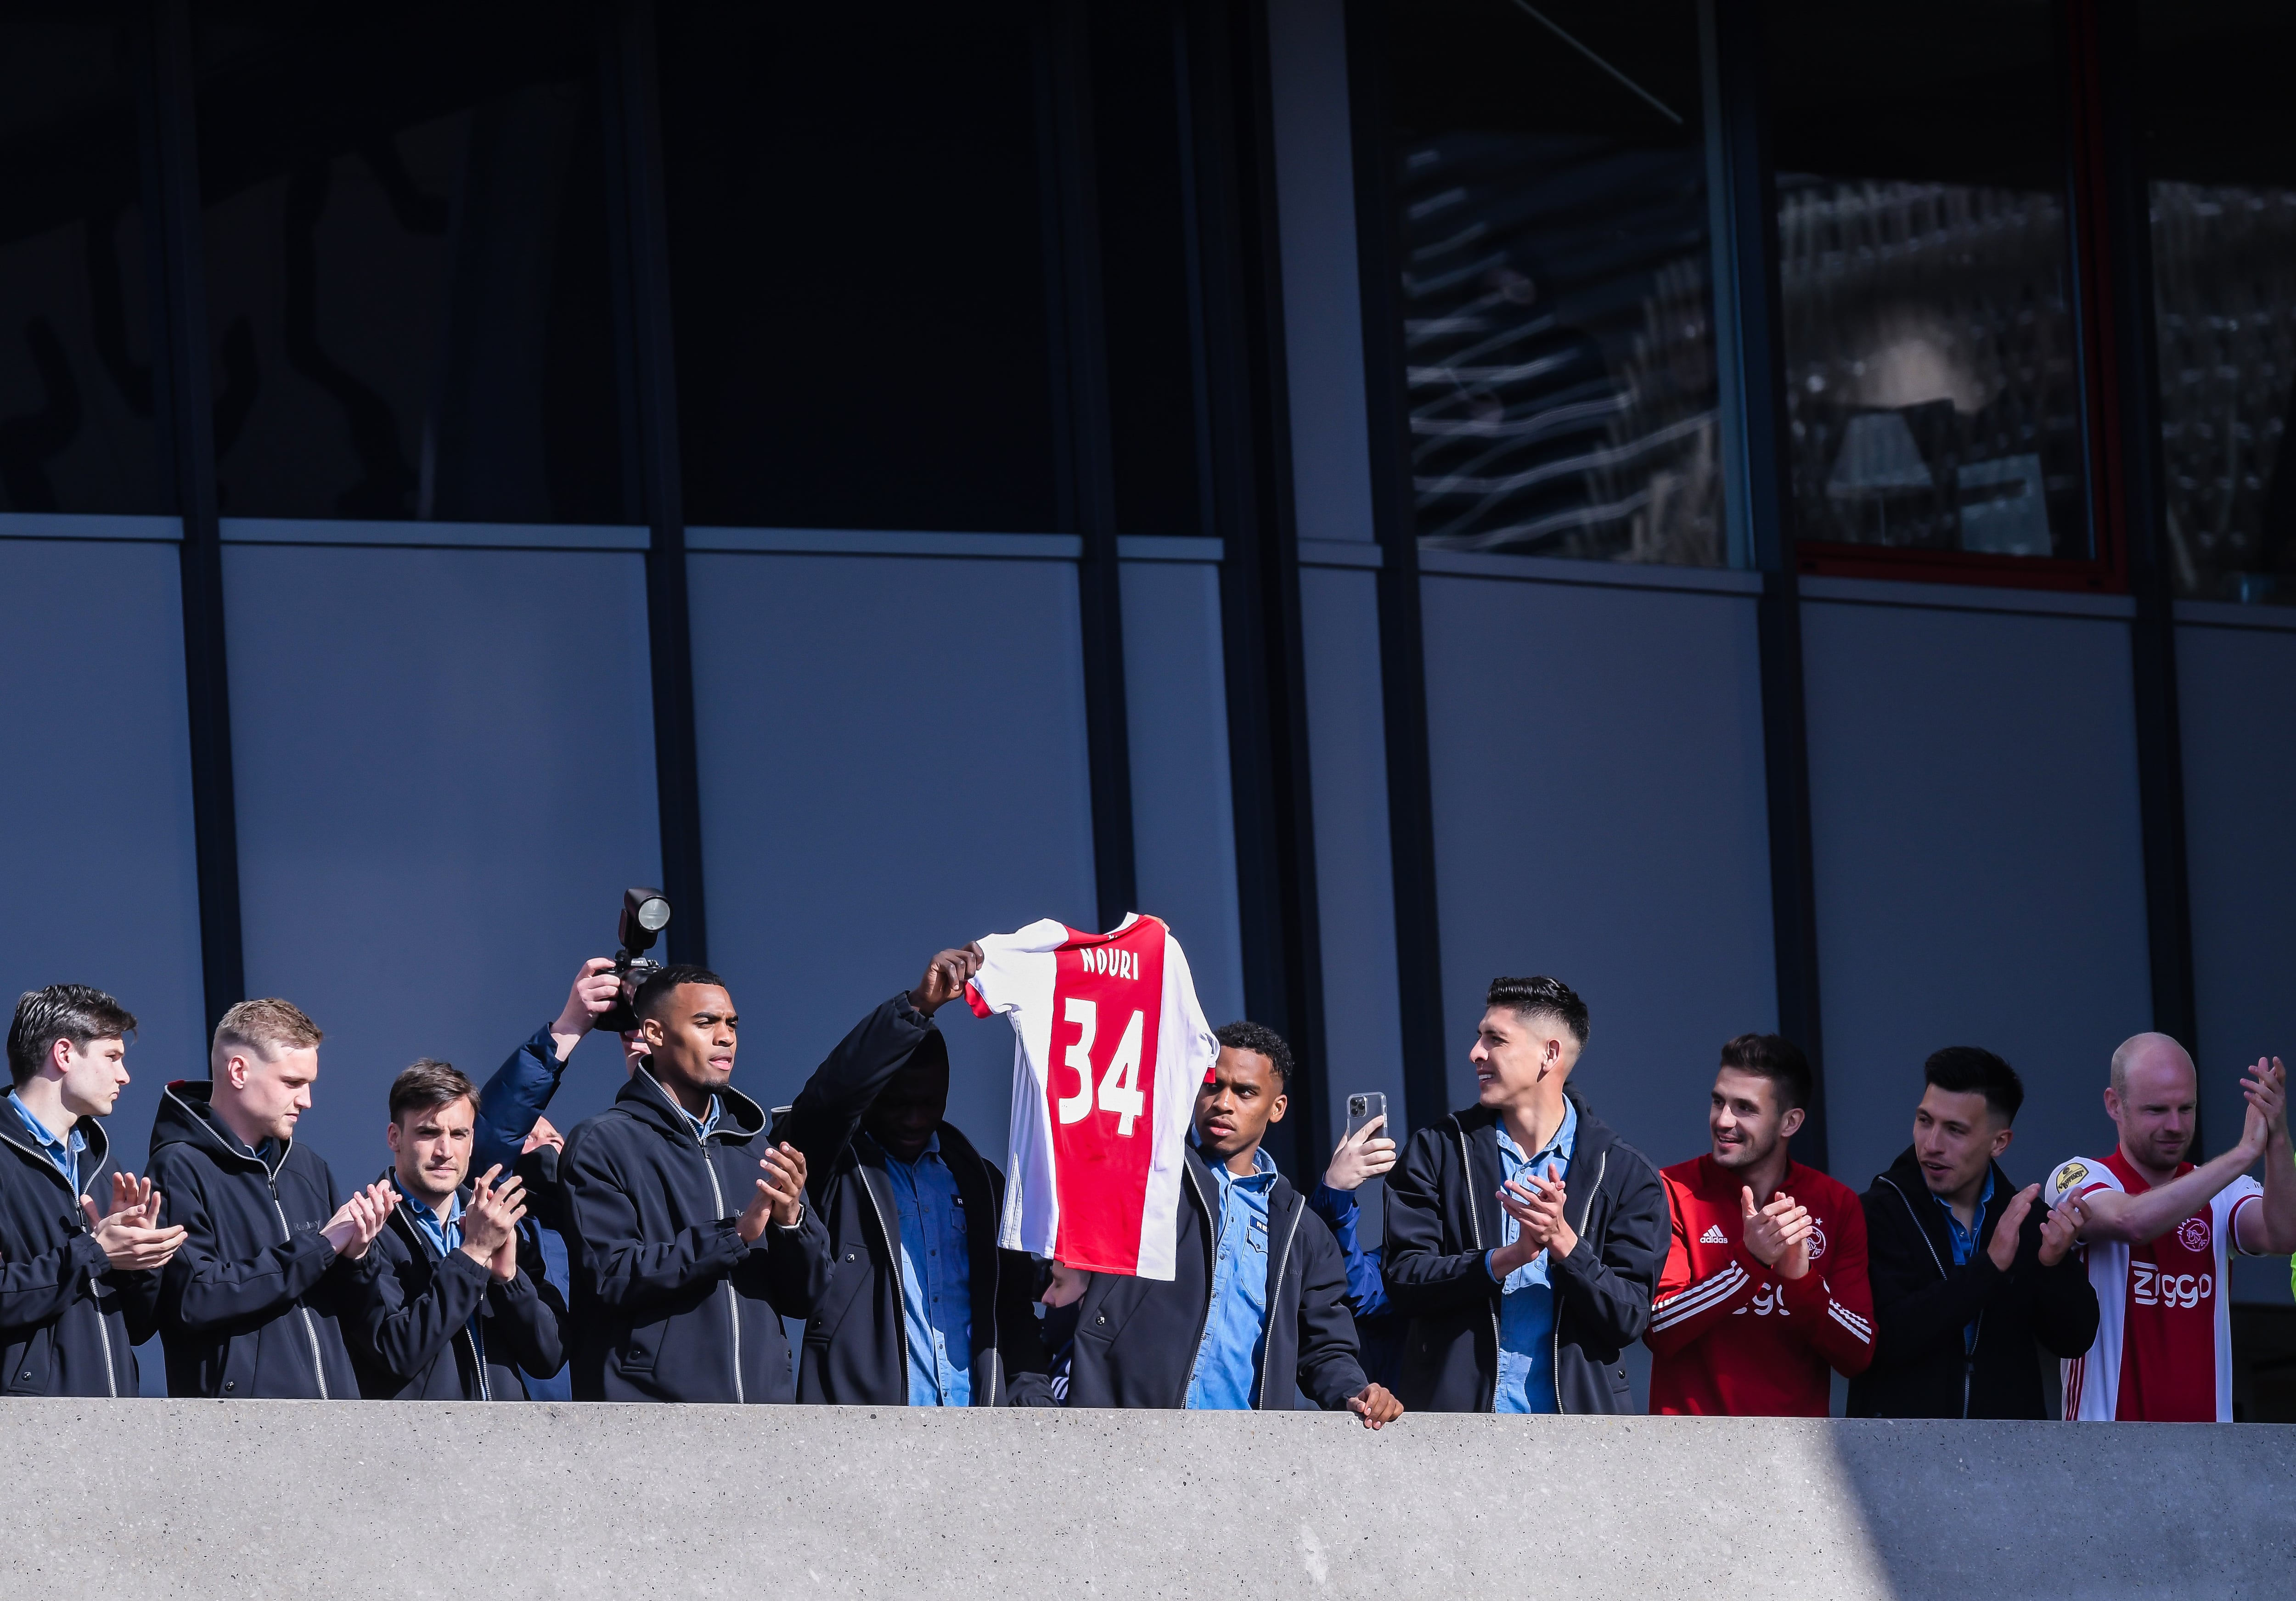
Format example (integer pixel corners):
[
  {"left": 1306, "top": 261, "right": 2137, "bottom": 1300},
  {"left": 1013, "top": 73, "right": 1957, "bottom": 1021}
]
[{"left": 966, "top": 914, "right": 1216, "bottom": 1280}]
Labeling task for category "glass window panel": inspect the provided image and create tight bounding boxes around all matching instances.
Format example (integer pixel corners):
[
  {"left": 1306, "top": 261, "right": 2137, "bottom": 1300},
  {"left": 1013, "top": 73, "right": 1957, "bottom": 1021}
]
[
  {"left": 193, "top": 3, "right": 625, "bottom": 523},
  {"left": 1382, "top": 0, "right": 1721, "bottom": 564},
  {"left": 0, "top": 15, "right": 162, "bottom": 514},
  {"left": 659, "top": 1, "right": 1058, "bottom": 533},
  {"left": 1766, "top": 3, "right": 2088, "bottom": 561},
  {"left": 2139, "top": 1, "right": 2296, "bottom": 604}
]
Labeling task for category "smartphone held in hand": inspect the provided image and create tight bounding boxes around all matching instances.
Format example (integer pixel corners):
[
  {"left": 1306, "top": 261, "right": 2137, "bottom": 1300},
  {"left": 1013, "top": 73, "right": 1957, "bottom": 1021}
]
[{"left": 1345, "top": 1092, "right": 1387, "bottom": 1144}]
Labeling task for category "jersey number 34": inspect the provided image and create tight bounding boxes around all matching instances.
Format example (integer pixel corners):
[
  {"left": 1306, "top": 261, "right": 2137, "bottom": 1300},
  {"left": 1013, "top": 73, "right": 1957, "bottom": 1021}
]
[{"left": 1058, "top": 998, "right": 1148, "bottom": 1135}]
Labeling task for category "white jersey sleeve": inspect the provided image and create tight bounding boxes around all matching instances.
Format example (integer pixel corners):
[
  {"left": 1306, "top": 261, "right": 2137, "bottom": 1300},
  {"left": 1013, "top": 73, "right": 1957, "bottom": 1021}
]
[{"left": 2217, "top": 1174, "right": 2267, "bottom": 1257}]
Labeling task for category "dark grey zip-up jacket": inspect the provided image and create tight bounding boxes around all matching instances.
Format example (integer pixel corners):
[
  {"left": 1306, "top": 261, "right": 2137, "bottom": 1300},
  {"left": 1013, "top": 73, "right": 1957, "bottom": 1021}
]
[
  {"left": 1064, "top": 1143, "right": 1367, "bottom": 1411},
  {"left": 1849, "top": 1146, "right": 2099, "bottom": 1420},
  {"left": 0, "top": 1112, "right": 161, "bottom": 1396},
  {"left": 1383, "top": 1094, "right": 1668, "bottom": 1414},
  {"left": 344, "top": 1170, "right": 567, "bottom": 1401},
  {"left": 147, "top": 1081, "right": 377, "bottom": 1400},
  {"left": 561, "top": 1067, "right": 830, "bottom": 1402},
  {"left": 771, "top": 998, "right": 1052, "bottom": 1406}
]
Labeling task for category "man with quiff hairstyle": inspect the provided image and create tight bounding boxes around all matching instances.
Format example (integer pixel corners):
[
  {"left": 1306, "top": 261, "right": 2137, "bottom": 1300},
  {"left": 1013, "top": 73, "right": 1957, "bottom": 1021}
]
[{"left": 147, "top": 998, "right": 398, "bottom": 1398}]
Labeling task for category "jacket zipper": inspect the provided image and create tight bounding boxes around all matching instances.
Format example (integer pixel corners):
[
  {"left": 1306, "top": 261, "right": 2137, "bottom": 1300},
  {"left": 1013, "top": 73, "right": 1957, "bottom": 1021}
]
[
  {"left": 697, "top": 1130, "right": 743, "bottom": 1404},
  {"left": 856, "top": 1161, "right": 908, "bottom": 1398},
  {"left": 1256, "top": 1197, "right": 1304, "bottom": 1409},
  {"left": 1552, "top": 1147, "right": 1607, "bottom": 1417},
  {"left": 1880, "top": 1175, "right": 1975, "bottom": 1419},
  {"left": 1455, "top": 1122, "right": 1498, "bottom": 1412},
  {"left": 1178, "top": 1164, "right": 1216, "bottom": 1407},
  {"left": 269, "top": 1169, "right": 329, "bottom": 1400}
]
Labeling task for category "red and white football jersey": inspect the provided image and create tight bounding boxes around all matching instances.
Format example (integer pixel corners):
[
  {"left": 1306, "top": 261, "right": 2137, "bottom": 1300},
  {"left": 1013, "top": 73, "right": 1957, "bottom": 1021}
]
[
  {"left": 2044, "top": 1150, "right": 2263, "bottom": 1421},
  {"left": 967, "top": 914, "right": 1215, "bottom": 1280}
]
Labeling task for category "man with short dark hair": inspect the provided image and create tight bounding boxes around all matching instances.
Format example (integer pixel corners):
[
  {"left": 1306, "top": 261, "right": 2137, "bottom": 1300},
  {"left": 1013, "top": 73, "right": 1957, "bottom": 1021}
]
[
  {"left": 560, "top": 965, "right": 828, "bottom": 1402},
  {"left": 345, "top": 1060, "right": 566, "bottom": 1400},
  {"left": 0, "top": 985, "right": 184, "bottom": 1396},
  {"left": 1646, "top": 1033, "right": 1874, "bottom": 1415},
  {"left": 1850, "top": 1046, "right": 2097, "bottom": 1418},
  {"left": 1384, "top": 976, "right": 1667, "bottom": 1414},
  {"left": 1062, "top": 1021, "right": 1401, "bottom": 1426},
  {"left": 775, "top": 943, "right": 1054, "bottom": 1406},
  {"left": 149, "top": 998, "right": 397, "bottom": 1398}
]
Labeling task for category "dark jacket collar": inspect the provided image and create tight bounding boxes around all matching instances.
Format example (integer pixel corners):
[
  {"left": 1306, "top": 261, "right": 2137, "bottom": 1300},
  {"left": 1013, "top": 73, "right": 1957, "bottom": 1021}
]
[
  {"left": 377, "top": 1166, "right": 472, "bottom": 1261},
  {"left": 614, "top": 1065, "right": 767, "bottom": 1145},
  {"left": 1450, "top": 1088, "right": 1619, "bottom": 1164},
  {"left": 150, "top": 1079, "right": 287, "bottom": 1176},
  {"left": 1875, "top": 1144, "right": 2014, "bottom": 1274},
  {"left": 0, "top": 1103, "right": 110, "bottom": 1191}
]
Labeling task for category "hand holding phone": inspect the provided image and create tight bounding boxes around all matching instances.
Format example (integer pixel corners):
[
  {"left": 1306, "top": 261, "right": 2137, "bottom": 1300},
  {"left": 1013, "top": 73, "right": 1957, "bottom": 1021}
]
[{"left": 1326, "top": 1094, "right": 1398, "bottom": 1192}]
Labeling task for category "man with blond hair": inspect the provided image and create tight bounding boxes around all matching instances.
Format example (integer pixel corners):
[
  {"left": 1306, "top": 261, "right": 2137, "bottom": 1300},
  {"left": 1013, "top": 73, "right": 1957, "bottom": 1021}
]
[
  {"left": 147, "top": 998, "right": 398, "bottom": 1398},
  {"left": 2043, "top": 1032, "right": 2296, "bottom": 1421}
]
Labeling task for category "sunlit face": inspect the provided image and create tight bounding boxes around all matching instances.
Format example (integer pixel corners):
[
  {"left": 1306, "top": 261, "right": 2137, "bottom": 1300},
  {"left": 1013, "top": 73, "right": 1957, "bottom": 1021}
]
[
  {"left": 222, "top": 1044, "right": 318, "bottom": 1143},
  {"left": 1470, "top": 1007, "right": 1573, "bottom": 1111},
  {"left": 1912, "top": 1084, "right": 2011, "bottom": 1200},
  {"left": 1709, "top": 1066, "right": 1801, "bottom": 1174},
  {"left": 640, "top": 984, "right": 737, "bottom": 1095},
  {"left": 1194, "top": 1047, "right": 1286, "bottom": 1166},
  {"left": 54, "top": 1035, "right": 130, "bottom": 1119},
  {"left": 2106, "top": 1046, "right": 2197, "bottom": 1176},
  {"left": 387, "top": 1095, "right": 475, "bottom": 1206}
]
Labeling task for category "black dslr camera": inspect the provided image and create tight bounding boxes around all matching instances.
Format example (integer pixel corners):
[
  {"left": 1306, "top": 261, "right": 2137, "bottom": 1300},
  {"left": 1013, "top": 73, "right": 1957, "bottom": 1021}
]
[{"left": 594, "top": 887, "right": 672, "bottom": 1035}]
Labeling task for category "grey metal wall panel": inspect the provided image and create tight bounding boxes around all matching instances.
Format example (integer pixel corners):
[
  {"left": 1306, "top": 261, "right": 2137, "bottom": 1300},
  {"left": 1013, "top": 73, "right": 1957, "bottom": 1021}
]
[
  {"left": 1120, "top": 558, "right": 1247, "bottom": 1030},
  {"left": 1300, "top": 564, "right": 1407, "bottom": 1171},
  {"left": 223, "top": 543, "right": 663, "bottom": 1167},
  {"left": 2178, "top": 619, "right": 2296, "bottom": 1305},
  {"left": 687, "top": 551, "right": 1098, "bottom": 1160},
  {"left": 1419, "top": 574, "right": 1776, "bottom": 1172},
  {"left": 1802, "top": 600, "right": 2152, "bottom": 1199},
  {"left": 0, "top": 537, "right": 205, "bottom": 1172}
]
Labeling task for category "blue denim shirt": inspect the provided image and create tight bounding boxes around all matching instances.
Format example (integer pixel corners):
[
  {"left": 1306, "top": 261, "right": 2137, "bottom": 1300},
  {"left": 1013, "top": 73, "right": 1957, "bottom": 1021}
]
[
  {"left": 1933, "top": 1167, "right": 1996, "bottom": 1353},
  {"left": 6, "top": 1092, "right": 85, "bottom": 1195},
  {"left": 884, "top": 1133, "right": 973, "bottom": 1407},
  {"left": 1488, "top": 1099, "right": 1576, "bottom": 1415},
  {"left": 401, "top": 1184, "right": 485, "bottom": 1370},
  {"left": 670, "top": 1092, "right": 722, "bottom": 1144},
  {"left": 1185, "top": 1145, "right": 1278, "bottom": 1410},
  {"left": 1307, "top": 1182, "right": 1388, "bottom": 1320}
]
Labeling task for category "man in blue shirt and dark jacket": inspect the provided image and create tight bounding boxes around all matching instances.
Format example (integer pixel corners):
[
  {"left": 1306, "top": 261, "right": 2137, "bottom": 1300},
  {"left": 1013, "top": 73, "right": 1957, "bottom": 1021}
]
[
  {"left": 1383, "top": 975, "right": 1668, "bottom": 1414},
  {"left": 148, "top": 998, "right": 399, "bottom": 1399},
  {"left": 560, "top": 964, "right": 827, "bottom": 1402},
  {"left": 347, "top": 1059, "right": 565, "bottom": 1400},
  {"left": 775, "top": 941, "right": 1053, "bottom": 1406},
  {"left": 1062, "top": 1020, "right": 1403, "bottom": 1427},
  {"left": 0, "top": 984, "right": 184, "bottom": 1396}
]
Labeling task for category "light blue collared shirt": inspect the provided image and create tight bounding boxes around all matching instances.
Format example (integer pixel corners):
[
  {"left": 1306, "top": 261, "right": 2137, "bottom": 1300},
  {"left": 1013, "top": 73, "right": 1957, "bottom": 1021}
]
[
  {"left": 1186, "top": 1145, "right": 1279, "bottom": 1410},
  {"left": 7, "top": 1092, "right": 86, "bottom": 1195},
  {"left": 671, "top": 1093, "right": 723, "bottom": 1144},
  {"left": 1934, "top": 1167, "right": 1996, "bottom": 1353},
  {"left": 884, "top": 1133, "right": 973, "bottom": 1407},
  {"left": 1490, "top": 1098, "right": 1576, "bottom": 1415},
  {"left": 401, "top": 1185, "right": 485, "bottom": 1369}
]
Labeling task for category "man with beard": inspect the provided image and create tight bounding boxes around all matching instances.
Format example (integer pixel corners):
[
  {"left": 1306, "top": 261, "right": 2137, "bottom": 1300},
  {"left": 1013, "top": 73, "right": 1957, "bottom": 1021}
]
[
  {"left": 2044, "top": 1035, "right": 2295, "bottom": 1421},
  {"left": 1645, "top": 1033, "right": 1873, "bottom": 1415}
]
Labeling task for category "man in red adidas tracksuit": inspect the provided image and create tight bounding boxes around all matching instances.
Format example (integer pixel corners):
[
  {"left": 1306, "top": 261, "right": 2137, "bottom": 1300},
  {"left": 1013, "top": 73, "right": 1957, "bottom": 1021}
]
[{"left": 1647, "top": 1033, "right": 1873, "bottom": 1414}]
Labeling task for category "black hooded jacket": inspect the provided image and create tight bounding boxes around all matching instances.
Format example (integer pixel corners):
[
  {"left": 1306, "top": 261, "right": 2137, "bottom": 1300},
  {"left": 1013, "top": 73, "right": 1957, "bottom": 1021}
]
[
  {"left": 1849, "top": 1147, "right": 2101, "bottom": 1419},
  {"left": 1064, "top": 1144, "right": 1368, "bottom": 1411},
  {"left": 771, "top": 997, "right": 1052, "bottom": 1406},
  {"left": 561, "top": 1067, "right": 830, "bottom": 1402},
  {"left": 344, "top": 1170, "right": 568, "bottom": 1400},
  {"left": 146, "top": 1081, "right": 376, "bottom": 1400},
  {"left": 1382, "top": 1095, "right": 1668, "bottom": 1414},
  {"left": 0, "top": 1111, "right": 161, "bottom": 1396}
]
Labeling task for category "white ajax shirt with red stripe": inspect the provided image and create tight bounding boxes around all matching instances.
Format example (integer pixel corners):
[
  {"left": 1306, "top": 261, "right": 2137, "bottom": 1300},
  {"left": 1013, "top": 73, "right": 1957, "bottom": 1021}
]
[{"left": 966, "top": 914, "right": 1217, "bottom": 1281}]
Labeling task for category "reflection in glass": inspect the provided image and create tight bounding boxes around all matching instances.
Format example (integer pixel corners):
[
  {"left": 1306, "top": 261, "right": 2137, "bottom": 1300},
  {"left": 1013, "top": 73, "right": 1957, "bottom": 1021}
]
[
  {"left": 194, "top": 5, "right": 624, "bottom": 523},
  {"left": 0, "top": 18, "right": 161, "bottom": 514},
  {"left": 2139, "top": 4, "right": 2296, "bottom": 603},
  {"left": 1778, "top": 179, "right": 2082, "bottom": 556},
  {"left": 1766, "top": 2, "right": 2086, "bottom": 561},
  {"left": 1385, "top": 0, "right": 1720, "bottom": 563}
]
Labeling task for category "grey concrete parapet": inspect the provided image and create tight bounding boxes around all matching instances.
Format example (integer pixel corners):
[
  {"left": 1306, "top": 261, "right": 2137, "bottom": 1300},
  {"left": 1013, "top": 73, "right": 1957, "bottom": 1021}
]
[{"left": 0, "top": 1401, "right": 2288, "bottom": 1599}]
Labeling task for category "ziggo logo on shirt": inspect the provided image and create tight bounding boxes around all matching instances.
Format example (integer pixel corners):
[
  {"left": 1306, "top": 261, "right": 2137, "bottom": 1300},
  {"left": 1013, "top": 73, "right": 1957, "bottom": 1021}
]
[{"left": 2132, "top": 1263, "right": 2212, "bottom": 1308}]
